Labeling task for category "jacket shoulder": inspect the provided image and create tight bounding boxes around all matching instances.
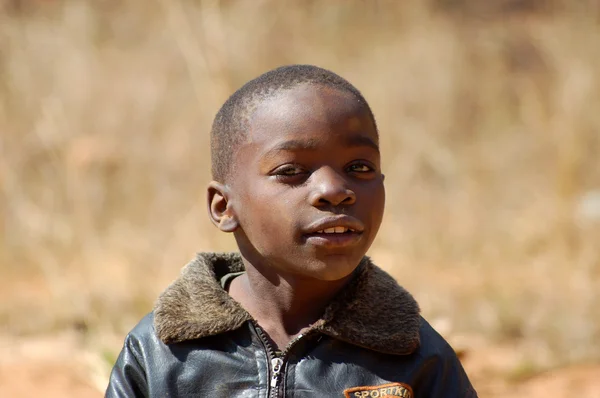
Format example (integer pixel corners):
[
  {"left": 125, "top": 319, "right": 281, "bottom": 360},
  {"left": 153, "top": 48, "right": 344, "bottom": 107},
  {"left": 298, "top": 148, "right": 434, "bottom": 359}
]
[
  {"left": 127, "top": 312, "right": 156, "bottom": 341},
  {"left": 417, "top": 317, "right": 458, "bottom": 357},
  {"left": 118, "top": 312, "right": 165, "bottom": 362}
]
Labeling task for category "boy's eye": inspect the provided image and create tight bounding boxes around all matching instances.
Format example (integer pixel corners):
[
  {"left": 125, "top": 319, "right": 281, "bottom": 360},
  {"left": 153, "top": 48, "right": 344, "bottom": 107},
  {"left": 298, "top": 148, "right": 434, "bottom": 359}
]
[
  {"left": 270, "top": 165, "right": 310, "bottom": 183},
  {"left": 347, "top": 163, "right": 374, "bottom": 173},
  {"left": 274, "top": 165, "right": 305, "bottom": 176}
]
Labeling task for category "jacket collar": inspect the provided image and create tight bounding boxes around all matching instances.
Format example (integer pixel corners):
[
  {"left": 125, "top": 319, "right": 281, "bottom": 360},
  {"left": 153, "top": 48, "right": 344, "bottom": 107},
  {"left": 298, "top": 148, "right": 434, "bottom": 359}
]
[{"left": 154, "top": 252, "right": 421, "bottom": 355}]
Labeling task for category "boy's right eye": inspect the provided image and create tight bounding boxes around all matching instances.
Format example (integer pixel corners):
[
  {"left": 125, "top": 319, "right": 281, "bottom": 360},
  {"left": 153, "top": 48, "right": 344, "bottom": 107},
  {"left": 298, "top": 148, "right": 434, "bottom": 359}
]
[
  {"left": 275, "top": 165, "right": 304, "bottom": 176},
  {"left": 270, "top": 165, "right": 309, "bottom": 183}
]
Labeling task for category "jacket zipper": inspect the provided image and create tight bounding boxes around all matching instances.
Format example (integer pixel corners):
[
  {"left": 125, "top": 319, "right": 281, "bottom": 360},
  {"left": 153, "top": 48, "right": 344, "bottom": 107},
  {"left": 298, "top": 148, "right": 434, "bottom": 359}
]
[
  {"left": 252, "top": 321, "right": 314, "bottom": 398},
  {"left": 270, "top": 357, "right": 284, "bottom": 389}
]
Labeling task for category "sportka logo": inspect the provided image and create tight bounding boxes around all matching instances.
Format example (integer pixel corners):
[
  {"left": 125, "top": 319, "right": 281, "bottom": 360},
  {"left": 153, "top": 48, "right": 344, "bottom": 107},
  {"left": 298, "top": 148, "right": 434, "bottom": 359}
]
[{"left": 343, "top": 382, "right": 413, "bottom": 398}]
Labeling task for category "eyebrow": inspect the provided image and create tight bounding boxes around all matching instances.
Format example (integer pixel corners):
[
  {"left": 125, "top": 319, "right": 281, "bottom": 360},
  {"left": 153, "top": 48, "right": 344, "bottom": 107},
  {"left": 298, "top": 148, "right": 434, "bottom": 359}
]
[
  {"left": 264, "top": 135, "right": 380, "bottom": 156},
  {"left": 344, "top": 135, "right": 380, "bottom": 152},
  {"left": 268, "top": 139, "right": 320, "bottom": 152}
]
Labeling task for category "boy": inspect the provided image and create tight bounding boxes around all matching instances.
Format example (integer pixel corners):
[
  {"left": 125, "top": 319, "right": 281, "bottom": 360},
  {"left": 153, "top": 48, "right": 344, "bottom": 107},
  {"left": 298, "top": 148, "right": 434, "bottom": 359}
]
[{"left": 106, "top": 65, "right": 477, "bottom": 397}]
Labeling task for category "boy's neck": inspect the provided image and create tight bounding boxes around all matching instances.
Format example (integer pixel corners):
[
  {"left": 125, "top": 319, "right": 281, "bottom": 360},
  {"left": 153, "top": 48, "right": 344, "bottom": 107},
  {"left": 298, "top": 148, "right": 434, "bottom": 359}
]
[{"left": 228, "top": 264, "right": 354, "bottom": 350}]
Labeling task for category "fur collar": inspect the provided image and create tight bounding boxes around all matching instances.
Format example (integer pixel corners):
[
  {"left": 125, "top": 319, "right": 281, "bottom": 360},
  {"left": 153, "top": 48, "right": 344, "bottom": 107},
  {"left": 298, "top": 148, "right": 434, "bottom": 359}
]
[{"left": 154, "top": 252, "right": 421, "bottom": 355}]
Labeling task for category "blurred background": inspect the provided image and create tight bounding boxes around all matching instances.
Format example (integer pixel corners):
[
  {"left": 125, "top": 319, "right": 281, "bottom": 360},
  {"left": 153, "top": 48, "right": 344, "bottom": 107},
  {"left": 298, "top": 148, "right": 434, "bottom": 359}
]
[{"left": 1, "top": 0, "right": 599, "bottom": 396}]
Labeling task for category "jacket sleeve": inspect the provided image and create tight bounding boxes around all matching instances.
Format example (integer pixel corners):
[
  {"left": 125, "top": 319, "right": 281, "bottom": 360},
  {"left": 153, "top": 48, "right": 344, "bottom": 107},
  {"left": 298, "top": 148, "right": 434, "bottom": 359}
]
[
  {"left": 414, "top": 319, "right": 478, "bottom": 398},
  {"left": 105, "top": 334, "right": 149, "bottom": 398}
]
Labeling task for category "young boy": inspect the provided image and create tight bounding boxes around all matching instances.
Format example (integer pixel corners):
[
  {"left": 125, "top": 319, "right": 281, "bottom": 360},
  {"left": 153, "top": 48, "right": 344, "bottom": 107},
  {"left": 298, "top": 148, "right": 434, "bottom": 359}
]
[{"left": 106, "top": 65, "right": 477, "bottom": 397}]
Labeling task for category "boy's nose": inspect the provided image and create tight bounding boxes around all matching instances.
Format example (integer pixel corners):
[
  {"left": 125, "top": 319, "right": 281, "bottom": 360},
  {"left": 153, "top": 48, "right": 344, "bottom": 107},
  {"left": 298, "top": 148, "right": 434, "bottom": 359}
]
[{"left": 308, "top": 167, "right": 356, "bottom": 207}]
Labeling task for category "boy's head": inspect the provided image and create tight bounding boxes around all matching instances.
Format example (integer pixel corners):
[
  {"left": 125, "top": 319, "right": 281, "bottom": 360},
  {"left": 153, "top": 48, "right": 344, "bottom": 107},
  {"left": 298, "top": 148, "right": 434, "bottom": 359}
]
[
  {"left": 210, "top": 65, "right": 378, "bottom": 182},
  {"left": 208, "top": 65, "right": 384, "bottom": 281}
]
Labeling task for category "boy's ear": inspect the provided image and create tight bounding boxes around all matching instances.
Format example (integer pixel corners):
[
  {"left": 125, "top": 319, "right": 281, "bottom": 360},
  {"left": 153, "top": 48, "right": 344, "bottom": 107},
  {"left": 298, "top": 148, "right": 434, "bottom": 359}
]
[{"left": 207, "top": 181, "right": 239, "bottom": 233}]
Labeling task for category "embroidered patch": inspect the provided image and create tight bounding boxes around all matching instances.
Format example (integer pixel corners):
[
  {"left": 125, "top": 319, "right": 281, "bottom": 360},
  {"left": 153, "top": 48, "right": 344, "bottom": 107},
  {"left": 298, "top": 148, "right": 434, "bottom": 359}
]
[{"left": 343, "top": 382, "right": 413, "bottom": 398}]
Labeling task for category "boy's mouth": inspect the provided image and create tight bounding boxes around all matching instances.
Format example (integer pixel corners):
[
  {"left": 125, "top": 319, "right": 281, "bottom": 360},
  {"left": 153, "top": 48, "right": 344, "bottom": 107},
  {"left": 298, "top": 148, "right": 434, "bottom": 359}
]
[
  {"left": 303, "top": 216, "right": 364, "bottom": 248},
  {"left": 304, "top": 228, "right": 363, "bottom": 248},
  {"left": 314, "top": 226, "right": 356, "bottom": 234}
]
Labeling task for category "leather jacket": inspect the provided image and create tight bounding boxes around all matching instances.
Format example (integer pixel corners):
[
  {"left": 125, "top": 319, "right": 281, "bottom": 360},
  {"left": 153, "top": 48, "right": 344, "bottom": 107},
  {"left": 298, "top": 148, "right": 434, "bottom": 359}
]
[{"left": 106, "top": 253, "right": 477, "bottom": 397}]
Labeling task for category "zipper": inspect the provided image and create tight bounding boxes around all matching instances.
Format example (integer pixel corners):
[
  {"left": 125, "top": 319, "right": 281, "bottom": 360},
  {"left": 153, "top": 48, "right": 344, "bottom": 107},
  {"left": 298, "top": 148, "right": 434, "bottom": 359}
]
[
  {"left": 270, "top": 357, "right": 284, "bottom": 388},
  {"left": 252, "top": 321, "right": 315, "bottom": 398}
]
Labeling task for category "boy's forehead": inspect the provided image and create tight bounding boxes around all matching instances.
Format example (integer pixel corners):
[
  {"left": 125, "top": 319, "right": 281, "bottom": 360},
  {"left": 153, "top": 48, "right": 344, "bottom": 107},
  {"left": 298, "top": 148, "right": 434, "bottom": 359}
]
[{"left": 247, "top": 84, "right": 375, "bottom": 145}]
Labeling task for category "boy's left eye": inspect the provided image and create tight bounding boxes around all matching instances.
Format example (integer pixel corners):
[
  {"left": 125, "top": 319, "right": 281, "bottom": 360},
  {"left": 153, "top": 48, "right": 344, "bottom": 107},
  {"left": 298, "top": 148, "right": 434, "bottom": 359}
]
[{"left": 347, "top": 163, "right": 373, "bottom": 173}]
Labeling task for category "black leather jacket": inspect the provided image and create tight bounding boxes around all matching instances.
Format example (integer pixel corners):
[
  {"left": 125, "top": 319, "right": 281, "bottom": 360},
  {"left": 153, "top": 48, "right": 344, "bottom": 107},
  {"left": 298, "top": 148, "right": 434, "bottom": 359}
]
[{"left": 106, "top": 253, "right": 477, "bottom": 397}]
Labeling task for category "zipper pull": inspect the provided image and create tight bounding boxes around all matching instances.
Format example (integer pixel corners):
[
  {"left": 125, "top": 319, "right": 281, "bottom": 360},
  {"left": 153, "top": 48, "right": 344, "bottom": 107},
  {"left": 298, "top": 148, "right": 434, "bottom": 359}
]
[{"left": 270, "top": 357, "right": 284, "bottom": 388}]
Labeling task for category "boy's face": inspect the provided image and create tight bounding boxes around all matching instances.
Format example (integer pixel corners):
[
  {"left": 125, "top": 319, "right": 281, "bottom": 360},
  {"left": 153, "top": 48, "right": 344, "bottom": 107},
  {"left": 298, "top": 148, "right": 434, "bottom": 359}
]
[{"left": 225, "top": 84, "right": 384, "bottom": 281}]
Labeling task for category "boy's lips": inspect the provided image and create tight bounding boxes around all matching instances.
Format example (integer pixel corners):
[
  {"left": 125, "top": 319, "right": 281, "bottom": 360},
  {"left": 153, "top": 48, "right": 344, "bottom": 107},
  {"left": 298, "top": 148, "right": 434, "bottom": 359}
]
[
  {"left": 302, "top": 216, "right": 364, "bottom": 248},
  {"left": 304, "top": 215, "right": 364, "bottom": 234}
]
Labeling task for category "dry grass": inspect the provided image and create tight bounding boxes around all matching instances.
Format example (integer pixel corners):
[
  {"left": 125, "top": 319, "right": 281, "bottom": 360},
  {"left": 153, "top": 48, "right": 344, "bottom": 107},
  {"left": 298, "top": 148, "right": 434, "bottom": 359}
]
[{"left": 1, "top": 0, "right": 599, "bottom": 383}]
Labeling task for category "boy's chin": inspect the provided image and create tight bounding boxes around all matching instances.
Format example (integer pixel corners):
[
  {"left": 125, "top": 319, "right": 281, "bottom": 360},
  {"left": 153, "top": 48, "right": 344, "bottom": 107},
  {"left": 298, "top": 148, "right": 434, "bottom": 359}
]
[{"left": 300, "top": 255, "right": 364, "bottom": 282}]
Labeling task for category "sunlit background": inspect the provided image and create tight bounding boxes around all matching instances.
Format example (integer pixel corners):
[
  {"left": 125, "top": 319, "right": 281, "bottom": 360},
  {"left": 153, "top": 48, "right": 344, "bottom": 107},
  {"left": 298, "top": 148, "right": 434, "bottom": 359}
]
[{"left": 1, "top": 1, "right": 599, "bottom": 396}]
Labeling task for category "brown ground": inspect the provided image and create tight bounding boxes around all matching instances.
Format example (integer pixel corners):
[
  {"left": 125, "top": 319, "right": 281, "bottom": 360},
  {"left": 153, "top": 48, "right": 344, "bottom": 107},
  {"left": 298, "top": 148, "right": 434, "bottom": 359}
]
[{"left": 1, "top": 332, "right": 598, "bottom": 397}]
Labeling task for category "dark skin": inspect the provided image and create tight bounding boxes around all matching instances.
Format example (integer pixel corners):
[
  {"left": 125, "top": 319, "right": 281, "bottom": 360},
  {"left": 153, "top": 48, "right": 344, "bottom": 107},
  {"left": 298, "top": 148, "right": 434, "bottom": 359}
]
[{"left": 207, "top": 84, "right": 385, "bottom": 349}]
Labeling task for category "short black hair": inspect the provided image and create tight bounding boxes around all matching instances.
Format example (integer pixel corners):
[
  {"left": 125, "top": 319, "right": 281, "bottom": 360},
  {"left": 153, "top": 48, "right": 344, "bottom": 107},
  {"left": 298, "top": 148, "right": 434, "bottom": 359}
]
[{"left": 210, "top": 64, "right": 377, "bottom": 182}]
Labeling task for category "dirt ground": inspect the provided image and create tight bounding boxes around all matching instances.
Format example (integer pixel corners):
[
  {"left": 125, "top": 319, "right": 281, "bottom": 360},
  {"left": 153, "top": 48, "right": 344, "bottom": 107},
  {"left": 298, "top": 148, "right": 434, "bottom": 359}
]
[{"left": 1, "top": 332, "right": 599, "bottom": 397}]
